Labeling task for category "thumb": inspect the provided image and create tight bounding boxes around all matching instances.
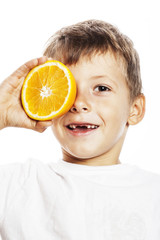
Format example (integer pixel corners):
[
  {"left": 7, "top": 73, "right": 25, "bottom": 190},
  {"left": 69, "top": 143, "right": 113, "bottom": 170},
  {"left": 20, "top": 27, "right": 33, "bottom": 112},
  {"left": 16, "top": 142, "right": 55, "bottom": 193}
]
[{"left": 11, "top": 56, "right": 48, "bottom": 79}]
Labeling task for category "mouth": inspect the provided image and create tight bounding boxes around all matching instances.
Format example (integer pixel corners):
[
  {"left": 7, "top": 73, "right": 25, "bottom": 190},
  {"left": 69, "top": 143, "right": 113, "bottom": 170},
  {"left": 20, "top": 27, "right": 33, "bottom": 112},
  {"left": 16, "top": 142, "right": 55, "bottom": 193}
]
[{"left": 65, "top": 123, "right": 99, "bottom": 136}]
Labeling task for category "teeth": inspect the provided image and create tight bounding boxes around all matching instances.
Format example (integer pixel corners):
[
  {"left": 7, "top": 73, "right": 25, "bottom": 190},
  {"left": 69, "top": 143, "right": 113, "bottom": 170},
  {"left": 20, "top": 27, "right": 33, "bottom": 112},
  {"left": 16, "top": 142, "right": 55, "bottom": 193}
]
[
  {"left": 69, "top": 125, "right": 76, "bottom": 129},
  {"left": 68, "top": 124, "right": 98, "bottom": 129}
]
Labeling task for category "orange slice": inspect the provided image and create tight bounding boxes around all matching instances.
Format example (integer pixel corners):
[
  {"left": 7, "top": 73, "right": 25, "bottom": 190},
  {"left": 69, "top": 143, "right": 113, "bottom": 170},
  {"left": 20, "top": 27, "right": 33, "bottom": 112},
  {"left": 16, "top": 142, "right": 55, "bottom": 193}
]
[{"left": 21, "top": 60, "right": 76, "bottom": 120}]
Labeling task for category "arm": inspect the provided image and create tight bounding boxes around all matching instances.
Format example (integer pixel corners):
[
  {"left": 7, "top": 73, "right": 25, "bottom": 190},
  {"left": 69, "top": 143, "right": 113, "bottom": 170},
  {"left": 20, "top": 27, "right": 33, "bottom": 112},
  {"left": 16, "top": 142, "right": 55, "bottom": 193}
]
[{"left": 0, "top": 57, "right": 53, "bottom": 132}]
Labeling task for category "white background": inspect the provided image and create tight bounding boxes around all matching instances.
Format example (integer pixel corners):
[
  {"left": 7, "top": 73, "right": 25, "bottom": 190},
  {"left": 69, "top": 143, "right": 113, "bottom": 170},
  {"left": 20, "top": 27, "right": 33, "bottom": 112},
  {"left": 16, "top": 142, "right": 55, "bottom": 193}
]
[{"left": 0, "top": 0, "right": 159, "bottom": 173}]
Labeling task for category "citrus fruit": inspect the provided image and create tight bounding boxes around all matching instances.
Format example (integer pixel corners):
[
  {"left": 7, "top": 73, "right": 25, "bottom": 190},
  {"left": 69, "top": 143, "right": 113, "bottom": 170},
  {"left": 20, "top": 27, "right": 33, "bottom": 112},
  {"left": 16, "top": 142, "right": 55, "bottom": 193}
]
[{"left": 21, "top": 60, "right": 76, "bottom": 120}]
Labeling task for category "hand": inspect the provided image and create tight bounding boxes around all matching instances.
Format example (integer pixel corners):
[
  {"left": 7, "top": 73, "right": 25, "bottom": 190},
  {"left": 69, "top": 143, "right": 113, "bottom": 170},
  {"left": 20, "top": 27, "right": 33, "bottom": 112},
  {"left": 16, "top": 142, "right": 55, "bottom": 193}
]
[{"left": 0, "top": 57, "right": 53, "bottom": 132}]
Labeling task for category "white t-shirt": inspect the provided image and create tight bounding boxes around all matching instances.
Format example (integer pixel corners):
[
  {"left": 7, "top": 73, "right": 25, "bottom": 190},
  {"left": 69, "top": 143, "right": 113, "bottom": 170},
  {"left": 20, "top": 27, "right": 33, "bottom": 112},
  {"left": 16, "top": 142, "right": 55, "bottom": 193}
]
[{"left": 0, "top": 159, "right": 160, "bottom": 240}]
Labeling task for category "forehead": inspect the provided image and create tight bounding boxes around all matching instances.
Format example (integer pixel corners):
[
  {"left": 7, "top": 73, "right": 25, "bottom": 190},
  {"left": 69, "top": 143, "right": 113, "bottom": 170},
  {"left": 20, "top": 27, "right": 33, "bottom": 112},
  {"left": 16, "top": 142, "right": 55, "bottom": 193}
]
[{"left": 67, "top": 52, "right": 127, "bottom": 87}]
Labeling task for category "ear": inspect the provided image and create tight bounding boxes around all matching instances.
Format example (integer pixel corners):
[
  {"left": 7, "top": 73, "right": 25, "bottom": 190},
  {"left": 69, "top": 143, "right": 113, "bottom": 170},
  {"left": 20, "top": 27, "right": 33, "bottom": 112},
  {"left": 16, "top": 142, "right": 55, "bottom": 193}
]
[{"left": 127, "top": 94, "right": 145, "bottom": 125}]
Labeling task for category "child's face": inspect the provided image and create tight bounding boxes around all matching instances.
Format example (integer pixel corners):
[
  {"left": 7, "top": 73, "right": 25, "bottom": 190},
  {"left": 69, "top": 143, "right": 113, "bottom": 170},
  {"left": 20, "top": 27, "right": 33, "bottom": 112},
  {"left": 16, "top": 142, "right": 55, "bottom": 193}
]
[{"left": 51, "top": 52, "right": 132, "bottom": 165}]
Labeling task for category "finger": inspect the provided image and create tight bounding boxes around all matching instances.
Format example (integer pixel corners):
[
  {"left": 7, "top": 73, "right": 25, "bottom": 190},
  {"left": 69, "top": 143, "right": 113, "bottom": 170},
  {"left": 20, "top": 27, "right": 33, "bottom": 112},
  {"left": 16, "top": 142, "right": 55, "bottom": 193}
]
[
  {"left": 35, "top": 120, "right": 53, "bottom": 132},
  {"left": 37, "top": 56, "right": 49, "bottom": 65},
  {"left": 11, "top": 56, "right": 48, "bottom": 79},
  {"left": 36, "top": 127, "right": 47, "bottom": 133}
]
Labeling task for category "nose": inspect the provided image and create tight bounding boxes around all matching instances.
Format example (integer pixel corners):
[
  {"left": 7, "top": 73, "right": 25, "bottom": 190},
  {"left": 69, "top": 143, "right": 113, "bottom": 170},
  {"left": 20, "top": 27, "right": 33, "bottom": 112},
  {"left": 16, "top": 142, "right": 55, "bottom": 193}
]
[{"left": 70, "top": 92, "right": 91, "bottom": 113}]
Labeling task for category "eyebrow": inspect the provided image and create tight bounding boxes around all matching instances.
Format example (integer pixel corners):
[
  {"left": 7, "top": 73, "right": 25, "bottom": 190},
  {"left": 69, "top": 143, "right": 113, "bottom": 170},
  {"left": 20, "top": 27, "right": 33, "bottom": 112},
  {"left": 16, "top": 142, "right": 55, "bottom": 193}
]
[{"left": 89, "top": 75, "right": 118, "bottom": 88}]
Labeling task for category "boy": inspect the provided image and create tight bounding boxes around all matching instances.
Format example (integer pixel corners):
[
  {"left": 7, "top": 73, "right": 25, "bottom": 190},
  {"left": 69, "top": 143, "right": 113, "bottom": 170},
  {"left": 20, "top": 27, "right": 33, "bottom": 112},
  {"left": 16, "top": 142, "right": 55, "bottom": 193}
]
[{"left": 0, "top": 19, "right": 160, "bottom": 239}]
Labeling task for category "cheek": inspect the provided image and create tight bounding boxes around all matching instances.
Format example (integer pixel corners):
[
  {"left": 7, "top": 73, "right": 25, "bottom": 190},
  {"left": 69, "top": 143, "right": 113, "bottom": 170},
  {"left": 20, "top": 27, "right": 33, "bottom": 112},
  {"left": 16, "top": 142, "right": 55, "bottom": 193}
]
[
  {"left": 51, "top": 119, "right": 63, "bottom": 140},
  {"left": 98, "top": 100, "right": 129, "bottom": 130}
]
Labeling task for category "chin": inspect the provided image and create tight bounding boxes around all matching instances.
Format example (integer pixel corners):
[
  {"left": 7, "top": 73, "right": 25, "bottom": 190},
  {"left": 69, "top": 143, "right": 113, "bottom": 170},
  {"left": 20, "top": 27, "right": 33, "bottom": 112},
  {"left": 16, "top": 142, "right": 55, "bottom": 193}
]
[{"left": 63, "top": 146, "right": 99, "bottom": 160}]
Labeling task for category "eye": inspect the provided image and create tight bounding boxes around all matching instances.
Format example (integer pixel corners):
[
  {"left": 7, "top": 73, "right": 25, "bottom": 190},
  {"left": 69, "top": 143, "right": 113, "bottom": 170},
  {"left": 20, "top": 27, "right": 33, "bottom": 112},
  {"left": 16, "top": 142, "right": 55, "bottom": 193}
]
[{"left": 94, "top": 85, "right": 111, "bottom": 92}]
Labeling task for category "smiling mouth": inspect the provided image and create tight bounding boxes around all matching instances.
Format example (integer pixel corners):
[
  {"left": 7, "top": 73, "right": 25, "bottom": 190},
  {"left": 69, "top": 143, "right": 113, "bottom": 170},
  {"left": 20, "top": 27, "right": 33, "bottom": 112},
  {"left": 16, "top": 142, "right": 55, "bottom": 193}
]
[{"left": 66, "top": 123, "right": 99, "bottom": 134}]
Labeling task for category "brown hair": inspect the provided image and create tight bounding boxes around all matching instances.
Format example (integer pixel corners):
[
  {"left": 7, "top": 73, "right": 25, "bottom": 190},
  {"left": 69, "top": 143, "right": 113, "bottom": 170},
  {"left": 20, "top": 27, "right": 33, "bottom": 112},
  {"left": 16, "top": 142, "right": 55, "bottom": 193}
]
[{"left": 43, "top": 19, "right": 142, "bottom": 101}]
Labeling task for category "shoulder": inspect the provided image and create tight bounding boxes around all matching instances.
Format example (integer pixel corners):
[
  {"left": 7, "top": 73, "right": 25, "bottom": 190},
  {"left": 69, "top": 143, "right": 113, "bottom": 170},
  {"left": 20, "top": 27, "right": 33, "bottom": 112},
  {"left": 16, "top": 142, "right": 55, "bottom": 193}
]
[
  {"left": 0, "top": 158, "right": 62, "bottom": 193},
  {"left": 0, "top": 159, "right": 59, "bottom": 224},
  {"left": 133, "top": 165, "right": 160, "bottom": 179},
  {"left": 0, "top": 159, "right": 41, "bottom": 180},
  {"left": 131, "top": 164, "right": 160, "bottom": 189},
  {"left": 0, "top": 158, "right": 60, "bottom": 182}
]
